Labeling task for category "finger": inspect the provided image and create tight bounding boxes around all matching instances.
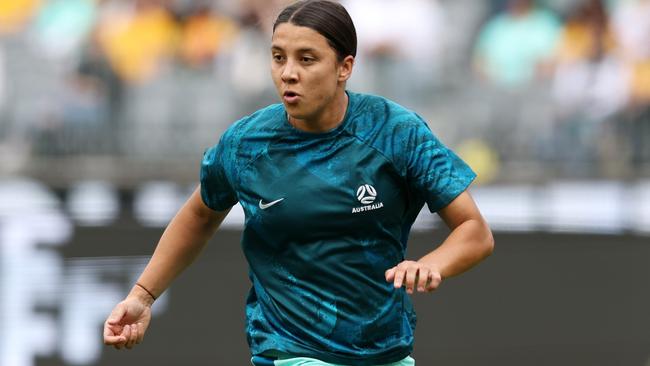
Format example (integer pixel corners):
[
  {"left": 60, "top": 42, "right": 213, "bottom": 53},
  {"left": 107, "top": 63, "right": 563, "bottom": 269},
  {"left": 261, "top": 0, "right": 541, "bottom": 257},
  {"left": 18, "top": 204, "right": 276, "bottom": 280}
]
[
  {"left": 125, "top": 325, "right": 134, "bottom": 349},
  {"left": 120, "top": 325, "right": 131, "bottom": 349},
  {"left": 103, "top": 325, "right": 126, "bottom": 345},
  {"left": 131, "top": 323, "right": 139, "bottom": 348},
  {"left": 103, "top": 324, "right": 115, "bottom": 340},
  {"left": 136, "top": 323, "right": 145, "bottom": 344},
  {"left": 393, "top": 268, "right": 406, "bottom": 288},
  {"left": 128, "top": 323, "right": 139, "bottom": 349},
  {"left": 107, "top": 304, "right": 127, "bottom": 325},
  {"left": 104, "top": 334, "right": 126, "bottom": 345},
  {"left": 405, "top": 267, "right": 418, "bottom": 294},
  {"left": 103, "top": 325, "right": 125, "bottom": 345},
  {"left": 113, "top": 329, "right": 126, "bottom": 351},
  {"left": 385, "top": 267, "right": 396, "bottom": 282},
  {"left": 426, "top": 272, "right": 442, "bottom": 292},
  {"left": 105, "top": 323, "right": 124, "bottom": 338},
  {"left": 417, "top": 267, "right": 430, "bottom": 292}
]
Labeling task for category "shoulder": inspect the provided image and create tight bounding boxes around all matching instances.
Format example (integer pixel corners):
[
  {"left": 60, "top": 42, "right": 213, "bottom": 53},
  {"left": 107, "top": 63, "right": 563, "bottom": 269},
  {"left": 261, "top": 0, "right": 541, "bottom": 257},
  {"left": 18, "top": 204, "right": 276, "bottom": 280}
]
[
  {"left": 220, "top": 103, "right": 286, "bottom": 145},
  {"left": 346, "top": 92, "right": 437, "bottom": 174},
  {"left": 203, "top": 103, "right": 285, "bottom": 167},
  {"left": 347, "top": 91, "right": 430, "bottom": 140}
]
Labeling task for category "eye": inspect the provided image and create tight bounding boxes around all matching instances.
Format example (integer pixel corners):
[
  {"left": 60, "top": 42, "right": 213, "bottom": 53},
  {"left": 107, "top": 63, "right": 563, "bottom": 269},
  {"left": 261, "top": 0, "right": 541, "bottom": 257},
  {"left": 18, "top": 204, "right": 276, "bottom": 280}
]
[
  {"left": 272, "top": 54, "right": 285, "bottom": 62},
  {"left": 301, "top": 56, "right": 315, "bottom": 64}
]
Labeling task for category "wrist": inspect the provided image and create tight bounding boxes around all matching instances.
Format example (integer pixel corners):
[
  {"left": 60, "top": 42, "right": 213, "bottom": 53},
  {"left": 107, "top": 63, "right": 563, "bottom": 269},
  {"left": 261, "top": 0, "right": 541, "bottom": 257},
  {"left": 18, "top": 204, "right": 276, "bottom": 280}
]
[{"left": 128, "top": 283, "right": 156, "bottom": 307}]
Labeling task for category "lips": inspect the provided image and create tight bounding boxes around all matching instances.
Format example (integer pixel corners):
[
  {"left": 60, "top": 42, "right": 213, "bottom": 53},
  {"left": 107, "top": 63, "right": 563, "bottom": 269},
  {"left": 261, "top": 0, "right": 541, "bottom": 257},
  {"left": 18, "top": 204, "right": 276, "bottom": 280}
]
[{"left": 283, "top": 90, "right": 300, "bottom": 104}]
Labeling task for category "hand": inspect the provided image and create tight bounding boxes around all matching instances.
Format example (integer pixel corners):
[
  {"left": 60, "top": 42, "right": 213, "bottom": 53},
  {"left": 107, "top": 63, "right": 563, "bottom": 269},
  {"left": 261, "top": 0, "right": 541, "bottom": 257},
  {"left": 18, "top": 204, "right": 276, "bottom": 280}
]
[
  {"left": 103, "top": 296, "right": 152, "bottom": 350},
  {"left": 385, "top": 260, "right": 442, "bottom": 294}
]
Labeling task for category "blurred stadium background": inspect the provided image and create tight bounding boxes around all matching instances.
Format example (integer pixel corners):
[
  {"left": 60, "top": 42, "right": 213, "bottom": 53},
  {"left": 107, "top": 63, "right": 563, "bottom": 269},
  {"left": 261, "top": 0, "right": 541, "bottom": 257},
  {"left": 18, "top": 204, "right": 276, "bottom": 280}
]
[{"left": 0, "top": 0, "right": 648, "bottom": 365}]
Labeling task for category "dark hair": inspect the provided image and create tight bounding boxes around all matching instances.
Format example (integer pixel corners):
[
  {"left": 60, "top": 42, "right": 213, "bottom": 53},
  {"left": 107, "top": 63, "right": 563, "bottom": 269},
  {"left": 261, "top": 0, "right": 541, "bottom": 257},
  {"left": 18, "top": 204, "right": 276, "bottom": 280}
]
[{"left": 273, "top": 0, "right": 357, "bottom": 61}]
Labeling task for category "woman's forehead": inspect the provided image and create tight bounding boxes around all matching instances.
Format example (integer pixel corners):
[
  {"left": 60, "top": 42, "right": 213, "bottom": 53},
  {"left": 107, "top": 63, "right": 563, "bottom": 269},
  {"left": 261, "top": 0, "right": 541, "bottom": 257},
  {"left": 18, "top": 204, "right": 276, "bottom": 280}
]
[{"left": 271, "top": 23, "right": 331, "bottom": 52}]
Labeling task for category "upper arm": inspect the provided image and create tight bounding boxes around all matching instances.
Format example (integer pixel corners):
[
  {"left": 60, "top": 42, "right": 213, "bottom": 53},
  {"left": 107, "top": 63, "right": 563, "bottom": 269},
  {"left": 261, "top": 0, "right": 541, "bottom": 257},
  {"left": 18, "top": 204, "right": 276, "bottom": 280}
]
[
  {"left": 200, "top": 139, "right": 239, "bottom": 211},
  {"left": 437, "top": 190, "right": 485, "bottom": 231},
  {"left": 187, "top": 186, "right": 231, "bottom": 229}
]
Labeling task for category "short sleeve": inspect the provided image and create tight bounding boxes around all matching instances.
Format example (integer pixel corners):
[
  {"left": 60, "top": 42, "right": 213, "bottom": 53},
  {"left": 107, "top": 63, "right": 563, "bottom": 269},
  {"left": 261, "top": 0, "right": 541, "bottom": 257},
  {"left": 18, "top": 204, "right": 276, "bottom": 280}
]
[
  {"left": 406, "top": 118, "right": 476, "bottom": 213},
  {"left": 200, "top": 134, "right": 238, "bottom": 211}
]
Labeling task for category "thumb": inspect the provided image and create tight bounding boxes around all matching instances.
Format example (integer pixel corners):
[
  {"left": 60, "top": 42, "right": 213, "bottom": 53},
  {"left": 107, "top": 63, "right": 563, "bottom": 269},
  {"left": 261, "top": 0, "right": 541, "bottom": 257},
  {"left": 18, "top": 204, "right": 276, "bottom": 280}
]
[{"left": 107, "top": 304, "right": 127, "bottom": 325}]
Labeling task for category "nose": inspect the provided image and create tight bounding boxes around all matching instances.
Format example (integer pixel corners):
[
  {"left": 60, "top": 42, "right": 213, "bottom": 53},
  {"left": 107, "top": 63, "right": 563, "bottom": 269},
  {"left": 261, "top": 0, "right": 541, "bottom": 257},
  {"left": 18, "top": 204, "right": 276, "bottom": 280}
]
[{"left": 281, "top": 60, "right": 298, "bottom": 83}]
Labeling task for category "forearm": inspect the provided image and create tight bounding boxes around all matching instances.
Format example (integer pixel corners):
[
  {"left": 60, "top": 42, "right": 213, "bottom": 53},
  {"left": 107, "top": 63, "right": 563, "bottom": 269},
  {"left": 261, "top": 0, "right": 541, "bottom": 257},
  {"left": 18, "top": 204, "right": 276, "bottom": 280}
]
[
  {"left": 130, "top": 191, "right": 228, "bottom": 300},
  {"left": 418, "top": 218, "right": 494, "bottom": 279}
]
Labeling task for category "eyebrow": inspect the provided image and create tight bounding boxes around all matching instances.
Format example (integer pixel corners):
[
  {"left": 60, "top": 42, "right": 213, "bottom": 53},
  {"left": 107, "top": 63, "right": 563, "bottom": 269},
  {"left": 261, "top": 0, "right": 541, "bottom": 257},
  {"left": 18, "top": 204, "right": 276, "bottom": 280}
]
[{"left": 271, "top": 45, "right": 318, "bottom": 54}]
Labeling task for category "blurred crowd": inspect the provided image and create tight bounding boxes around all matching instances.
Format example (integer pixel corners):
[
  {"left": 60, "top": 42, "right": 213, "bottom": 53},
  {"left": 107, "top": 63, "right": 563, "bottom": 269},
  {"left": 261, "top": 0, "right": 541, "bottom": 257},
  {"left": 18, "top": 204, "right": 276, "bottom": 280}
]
[
  {"left": 0, "top": 0, "right": 648, "bottom": 183},
  {"left": 472, "top": 0, "right": 650, "bottom": 179}
]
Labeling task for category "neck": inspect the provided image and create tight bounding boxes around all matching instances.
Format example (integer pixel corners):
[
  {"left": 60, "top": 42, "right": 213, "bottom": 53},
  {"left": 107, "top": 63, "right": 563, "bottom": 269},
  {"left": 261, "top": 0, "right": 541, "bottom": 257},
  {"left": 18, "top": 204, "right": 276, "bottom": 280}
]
[{"left": 289, "top": 89, "right": 349, "bottom": 133}]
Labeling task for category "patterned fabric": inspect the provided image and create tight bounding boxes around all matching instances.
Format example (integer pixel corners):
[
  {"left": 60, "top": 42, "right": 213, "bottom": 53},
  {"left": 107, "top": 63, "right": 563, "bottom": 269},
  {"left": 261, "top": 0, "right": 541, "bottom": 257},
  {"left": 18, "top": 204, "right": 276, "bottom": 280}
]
[
  {"left": 251, "top": 354, "right": 415, "bottom": 366},
  {"left": 202, "top": 92, "right": 476, "bottom": 365},
  {"left": 251, "top": 355, "right": 277, "bottom": 366}
]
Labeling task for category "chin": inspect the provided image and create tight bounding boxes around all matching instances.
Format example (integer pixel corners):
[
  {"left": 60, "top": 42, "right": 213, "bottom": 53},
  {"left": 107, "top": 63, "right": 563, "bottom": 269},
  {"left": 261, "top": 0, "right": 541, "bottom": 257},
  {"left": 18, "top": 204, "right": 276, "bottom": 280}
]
[
  {"left": 287, "top": 112, "right": 307, "bottom": 122},
  {"left": 285, "top": 106, "right": 308, "bottom": 120}
]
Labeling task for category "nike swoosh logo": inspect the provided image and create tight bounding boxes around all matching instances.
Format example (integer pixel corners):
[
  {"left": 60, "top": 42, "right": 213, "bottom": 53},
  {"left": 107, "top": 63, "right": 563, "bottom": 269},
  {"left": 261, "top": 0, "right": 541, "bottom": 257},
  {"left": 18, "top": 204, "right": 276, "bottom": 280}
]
[{"left": 259, "top": 198, "right": 284, "bottom": 210}]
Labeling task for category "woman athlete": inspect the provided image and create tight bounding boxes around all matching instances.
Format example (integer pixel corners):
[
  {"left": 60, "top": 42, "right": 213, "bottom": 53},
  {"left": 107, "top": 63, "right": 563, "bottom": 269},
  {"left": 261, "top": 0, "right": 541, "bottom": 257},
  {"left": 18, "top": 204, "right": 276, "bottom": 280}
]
[{"left": 103, "top": 1, "right": 494, "bottom": 365}]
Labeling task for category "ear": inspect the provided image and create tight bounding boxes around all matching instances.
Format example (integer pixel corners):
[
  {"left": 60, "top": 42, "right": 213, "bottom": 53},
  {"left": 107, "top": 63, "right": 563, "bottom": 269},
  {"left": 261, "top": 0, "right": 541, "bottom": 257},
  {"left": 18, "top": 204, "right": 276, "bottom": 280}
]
[{"left": 337, "top": 55, "right": 355, "bottom": 82}]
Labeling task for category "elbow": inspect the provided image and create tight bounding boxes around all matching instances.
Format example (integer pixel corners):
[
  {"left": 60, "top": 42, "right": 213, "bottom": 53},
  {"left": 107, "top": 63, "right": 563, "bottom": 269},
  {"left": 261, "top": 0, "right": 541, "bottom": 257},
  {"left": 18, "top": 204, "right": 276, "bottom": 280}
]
[
  {"left": 465, "top": 218, "right": 495, "bottom": 261},
  {"left": 476, "top": 219, "right": 494, "bottom": 258},
  {"left": 483, "top": 226, "right": 495, "bottom": 258}
]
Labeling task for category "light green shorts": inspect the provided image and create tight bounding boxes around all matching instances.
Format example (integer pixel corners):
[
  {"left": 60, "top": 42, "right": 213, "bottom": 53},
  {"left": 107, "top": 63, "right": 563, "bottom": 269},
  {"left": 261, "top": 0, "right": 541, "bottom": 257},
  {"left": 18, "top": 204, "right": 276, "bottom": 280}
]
[{"left": 253, "top": 354, "right": 415, "bottom": 366}]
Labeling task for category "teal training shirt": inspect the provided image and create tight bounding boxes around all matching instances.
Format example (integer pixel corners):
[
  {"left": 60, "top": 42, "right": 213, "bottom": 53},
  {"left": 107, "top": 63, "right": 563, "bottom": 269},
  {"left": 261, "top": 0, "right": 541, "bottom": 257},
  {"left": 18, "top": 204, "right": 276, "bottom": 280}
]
[{"left": 200, "top": 92, "right": 476, "bottom": 365}]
